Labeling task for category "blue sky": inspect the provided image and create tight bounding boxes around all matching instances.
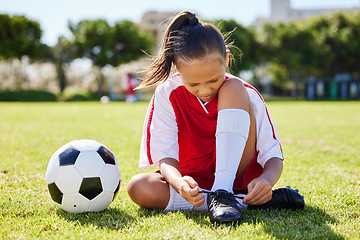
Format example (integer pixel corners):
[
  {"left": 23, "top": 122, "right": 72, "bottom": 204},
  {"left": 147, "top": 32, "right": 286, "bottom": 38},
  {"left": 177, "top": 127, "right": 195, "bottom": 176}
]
[{"left": 1, "top": 0, "right": 359, "bottom": 46}]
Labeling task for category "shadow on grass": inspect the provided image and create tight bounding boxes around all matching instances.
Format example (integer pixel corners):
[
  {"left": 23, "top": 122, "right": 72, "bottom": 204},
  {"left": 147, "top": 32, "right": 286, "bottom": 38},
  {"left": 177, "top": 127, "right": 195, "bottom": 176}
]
[
  {"left": 134, "top": 207, "right": 214, "bottom": 227},
  {"left": 56, "top": 207, "right": 135, "bottom": 231},
  {"left": 172, "top": 205, "right": 343, "bottom": 239},
  {"left": 242, "top": 205, "right": 343, "bottom": 239},
  {"left": 57, "top": 204, "right": 343, "bottom": 239}
]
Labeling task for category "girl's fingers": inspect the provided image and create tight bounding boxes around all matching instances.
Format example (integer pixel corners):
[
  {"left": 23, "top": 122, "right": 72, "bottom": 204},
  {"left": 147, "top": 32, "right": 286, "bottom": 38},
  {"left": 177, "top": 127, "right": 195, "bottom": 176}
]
[{"left": 183, "top": 176, "right": 198, "bottom": 189}]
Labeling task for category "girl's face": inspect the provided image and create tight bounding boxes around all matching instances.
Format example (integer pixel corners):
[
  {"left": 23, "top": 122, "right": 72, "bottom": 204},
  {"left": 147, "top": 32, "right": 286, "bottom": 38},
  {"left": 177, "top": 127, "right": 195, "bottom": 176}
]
[{"left": 176, "top": 52, "right": 229, "bottom": 103}]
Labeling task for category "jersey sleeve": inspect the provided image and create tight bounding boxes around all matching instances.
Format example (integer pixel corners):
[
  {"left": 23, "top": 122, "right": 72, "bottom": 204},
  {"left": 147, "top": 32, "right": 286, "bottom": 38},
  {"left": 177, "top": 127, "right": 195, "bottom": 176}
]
[
  {"left": 139, "top": 83, "right": 179, "bottom": 169},
  {"left": 246, "top": 84, "right": 284, "bottom": 168}
]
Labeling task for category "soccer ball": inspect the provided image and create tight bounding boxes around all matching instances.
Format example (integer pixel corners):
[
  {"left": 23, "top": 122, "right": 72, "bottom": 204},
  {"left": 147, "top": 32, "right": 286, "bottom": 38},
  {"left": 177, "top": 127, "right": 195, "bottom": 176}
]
[{"left": 45, "top": 139, "right": 121, "bottom": 213}]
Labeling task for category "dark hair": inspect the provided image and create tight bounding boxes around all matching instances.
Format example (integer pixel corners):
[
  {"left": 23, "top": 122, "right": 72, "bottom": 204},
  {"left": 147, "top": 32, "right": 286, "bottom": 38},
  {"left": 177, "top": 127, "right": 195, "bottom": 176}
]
[{"left": 140, "top": 11, "right": 228, "bottom": 88}]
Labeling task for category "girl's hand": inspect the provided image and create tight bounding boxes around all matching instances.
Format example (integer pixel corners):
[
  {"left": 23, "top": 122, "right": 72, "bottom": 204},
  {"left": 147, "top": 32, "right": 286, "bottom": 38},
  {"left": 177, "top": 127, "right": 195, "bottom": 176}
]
[
  {"left": 243, "top": 177, "right": 272, "bottom": 205},
  {"left": 176, "top": 176, "right": 205, "bottom": 207}
]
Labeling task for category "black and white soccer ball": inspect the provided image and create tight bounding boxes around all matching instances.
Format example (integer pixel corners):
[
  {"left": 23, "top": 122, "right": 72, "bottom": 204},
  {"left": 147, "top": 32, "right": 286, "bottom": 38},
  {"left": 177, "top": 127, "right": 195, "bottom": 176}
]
[{"left": 45, "top": 139, "right": 121, "bottom": 213}]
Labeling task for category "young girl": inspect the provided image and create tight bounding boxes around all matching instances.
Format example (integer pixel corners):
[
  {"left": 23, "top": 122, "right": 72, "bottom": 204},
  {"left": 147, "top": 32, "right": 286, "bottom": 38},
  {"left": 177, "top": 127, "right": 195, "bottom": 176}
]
[{"left": 127, "top": 11, "right": 304, "bottom": 224}]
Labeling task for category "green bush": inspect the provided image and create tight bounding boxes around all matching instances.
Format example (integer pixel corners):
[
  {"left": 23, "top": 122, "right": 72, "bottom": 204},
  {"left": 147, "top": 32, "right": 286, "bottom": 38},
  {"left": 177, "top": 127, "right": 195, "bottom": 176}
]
[
  {"left": 65, "top": 92, "right": 102, "bottom": 101},
  {"left": 0, "top": 90, "right": 105, "bottom": 102},
  {"left": 0, "top": 90, "right": 58, "bottom": 102}
]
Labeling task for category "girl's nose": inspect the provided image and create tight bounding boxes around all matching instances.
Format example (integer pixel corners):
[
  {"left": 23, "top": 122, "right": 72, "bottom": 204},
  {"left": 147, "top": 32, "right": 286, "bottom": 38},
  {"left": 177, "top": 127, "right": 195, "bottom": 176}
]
[{"left": 199, "top": 87, "right": 211, "bottom": 96}]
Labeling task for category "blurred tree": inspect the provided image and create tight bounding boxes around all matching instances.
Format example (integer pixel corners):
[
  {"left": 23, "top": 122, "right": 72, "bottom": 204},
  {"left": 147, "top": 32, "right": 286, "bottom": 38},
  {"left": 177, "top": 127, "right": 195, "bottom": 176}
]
[
  {"left": 307, "top": 12, "right": 360, "bottom": 78},
  {"left": 69, "top": 19, "right": 111, "bottom": 68},
  {"left": 260, "top": 21, "right": 328, "bottom": 97},
  {"left": 111, "top": 20, "right": 155, "bottom": 64},
  {"left": 212, "top": 19, "right": 261, "bottom": 76},
  {"left": 51, "top": 36, "right": 76, "bottom": 93},
  {"left": 259, "top": 12, "right": 360, "bottom": 97},
  {"left": 0, "top": 14, "right": 42, "bottom": 60},
  {"left": 0, "top": 14, "right": 49, "bottom": 89},
  {"left": 68, "top": 19, "right": 155, "bottom": 93}
]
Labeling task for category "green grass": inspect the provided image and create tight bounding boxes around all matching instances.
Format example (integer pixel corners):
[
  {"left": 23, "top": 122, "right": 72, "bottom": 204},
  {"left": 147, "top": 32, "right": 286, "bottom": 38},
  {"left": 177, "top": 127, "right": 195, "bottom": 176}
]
[{"left": 0, "top": 101, "right": 359, "bottom": 239}]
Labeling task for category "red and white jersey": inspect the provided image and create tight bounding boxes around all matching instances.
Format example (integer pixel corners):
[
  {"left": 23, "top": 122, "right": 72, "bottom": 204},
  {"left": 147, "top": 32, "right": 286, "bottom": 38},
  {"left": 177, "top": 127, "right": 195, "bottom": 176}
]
[{"left": 139, "top": 73, "right": 283, "bottom": 191}]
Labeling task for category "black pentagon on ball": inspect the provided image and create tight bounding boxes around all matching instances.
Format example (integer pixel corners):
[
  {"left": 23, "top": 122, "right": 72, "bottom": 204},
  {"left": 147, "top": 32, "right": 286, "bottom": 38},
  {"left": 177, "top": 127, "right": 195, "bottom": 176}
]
[
  {"left": 97, "top": 146, "right": 116, "bottom": 165},
  {"left": 79, "top": 177, "right": 103, "bottom": 200},
  {"left": 59, "top": 147, "right": 80, "bottom": 166},
  {"left": 113, "top": 180, "right": 121, "bottom": 201},
  {"left": 48, "top": 182, "right": 63, "bottom": 204}
]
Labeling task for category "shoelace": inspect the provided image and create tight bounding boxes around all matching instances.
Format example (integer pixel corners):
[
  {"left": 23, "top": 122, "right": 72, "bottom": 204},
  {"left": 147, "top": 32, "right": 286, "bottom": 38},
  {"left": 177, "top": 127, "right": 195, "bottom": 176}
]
[{"left": 199, "top": 190, "right": 244, "bottom": 199}]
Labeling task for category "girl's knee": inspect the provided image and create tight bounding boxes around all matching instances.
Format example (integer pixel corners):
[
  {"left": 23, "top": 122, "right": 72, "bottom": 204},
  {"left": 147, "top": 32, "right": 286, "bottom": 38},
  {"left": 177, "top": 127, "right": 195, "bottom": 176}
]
[
  {"left": 218, "top": 78, "right": 250, "bottom": 111},
  {"left": 127, "top": 173, "right": 149, "bottom": 200},
  {"left": 127, "top": 173, "right": 170, "bottom": 209}
]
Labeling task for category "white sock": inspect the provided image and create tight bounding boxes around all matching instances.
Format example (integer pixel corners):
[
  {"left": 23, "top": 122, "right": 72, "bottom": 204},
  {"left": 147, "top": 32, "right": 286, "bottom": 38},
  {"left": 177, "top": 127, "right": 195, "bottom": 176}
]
[
  {"left": 164, "top": 184, "right": 194, "bottom": 211},
  {"left": 211, "top": 109, "right": 250, "bottom": 193}
]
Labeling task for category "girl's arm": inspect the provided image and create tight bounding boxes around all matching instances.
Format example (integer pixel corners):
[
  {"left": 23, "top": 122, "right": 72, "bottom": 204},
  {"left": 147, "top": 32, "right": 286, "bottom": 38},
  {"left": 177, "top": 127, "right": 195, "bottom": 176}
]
[
  {"left": 160, "top": 158, "right": 205, "bottom": 207},
  {"left": 243, "top": 157, "right": 283, "bottom": 205}
]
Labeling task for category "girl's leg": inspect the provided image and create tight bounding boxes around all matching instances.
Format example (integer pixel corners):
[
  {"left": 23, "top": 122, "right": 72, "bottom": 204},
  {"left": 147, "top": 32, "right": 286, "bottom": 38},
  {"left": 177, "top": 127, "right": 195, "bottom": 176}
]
[
  {"left": 235, "top": 103, "right": 257, "bottom": 177},
  {"left": 127, "top": 172, "right": 170, "bottom": 209},
  {"left": 127, "top": 172, "right": 196, "bottom": 210},
  {"left": 207, "top": 79, "right": 256, "bottom": 223},
  {"left": 211, "top": 78, "right": 256, "bottom": 192}
]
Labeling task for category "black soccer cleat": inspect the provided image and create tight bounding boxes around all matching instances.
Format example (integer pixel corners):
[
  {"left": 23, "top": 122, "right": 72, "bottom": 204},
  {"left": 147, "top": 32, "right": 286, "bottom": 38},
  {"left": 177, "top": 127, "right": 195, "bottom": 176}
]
[
  {"left": 207, "top": 189, "right": 243, "bottom": 224},
  {"left": 248, "top": 186, "right": 305, "bottom": 210}
]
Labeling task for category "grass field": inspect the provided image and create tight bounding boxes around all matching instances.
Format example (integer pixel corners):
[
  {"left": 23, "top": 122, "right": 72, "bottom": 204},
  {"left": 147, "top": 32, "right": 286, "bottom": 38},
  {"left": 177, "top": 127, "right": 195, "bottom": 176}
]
[{"left": 0, "top": 101, "right": 359, "bottom": 239}]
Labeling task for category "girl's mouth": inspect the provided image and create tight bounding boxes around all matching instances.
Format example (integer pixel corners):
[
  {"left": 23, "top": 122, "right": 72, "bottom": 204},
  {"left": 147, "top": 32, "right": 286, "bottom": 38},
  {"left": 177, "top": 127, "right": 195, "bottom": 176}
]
[{"left": 199, "top": 94, "right": 213, "bottom": 102}]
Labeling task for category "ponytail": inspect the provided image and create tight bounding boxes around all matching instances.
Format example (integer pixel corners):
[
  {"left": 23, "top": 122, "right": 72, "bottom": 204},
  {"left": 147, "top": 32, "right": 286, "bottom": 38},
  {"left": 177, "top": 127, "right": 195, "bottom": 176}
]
[{"left": 140, "top": 11, "right": 227, "bottom": 88}]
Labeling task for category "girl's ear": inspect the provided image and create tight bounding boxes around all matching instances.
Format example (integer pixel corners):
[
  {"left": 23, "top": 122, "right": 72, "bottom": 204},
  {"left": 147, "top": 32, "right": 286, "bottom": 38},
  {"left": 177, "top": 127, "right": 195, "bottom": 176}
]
[{"left": 225, "top": 50, "right": 230, "bottom": 68}]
